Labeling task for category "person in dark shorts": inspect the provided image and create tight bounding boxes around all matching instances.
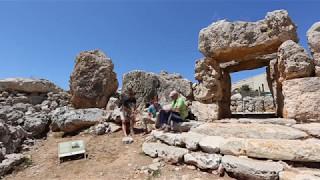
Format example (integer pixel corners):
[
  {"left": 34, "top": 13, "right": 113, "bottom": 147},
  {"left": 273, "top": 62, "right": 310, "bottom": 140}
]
[
  {"left": 119, "top": 88, "right": 137, "bottom": 137},
  {"left": 159, "top": 90, "right": 188, "bottom": 131}
]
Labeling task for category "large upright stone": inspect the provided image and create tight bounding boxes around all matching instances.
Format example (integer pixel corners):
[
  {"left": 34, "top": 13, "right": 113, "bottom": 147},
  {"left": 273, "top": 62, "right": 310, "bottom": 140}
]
[
  {"left": 0, "top": 78, "right": 61, "bottom": 93},
  {"left": 190, "top": 101, "right": 220, "bottom": 121},
  {"left": 282, "top": 77, "right": 320, "bottom": 122},
  {"left": 278, "top": 40, "right": 314, "bottom": 82},
  {"left": 122, "top": 71, "right": 193, "bottom": 106},
  {"left": 70, "top": 50, "right": 118, "bottom": 108},
  {"left": 307, "top": 22, "right": 320, "bottom": 76},
  {"left": 193, "top": 58, "right": 222, "bottom": 103},
  {"left": 191, "top": 123, "right": 308, "bottom": 140},
  {"left": 199, "top": 10, "right": 297, "bottom": 61}
]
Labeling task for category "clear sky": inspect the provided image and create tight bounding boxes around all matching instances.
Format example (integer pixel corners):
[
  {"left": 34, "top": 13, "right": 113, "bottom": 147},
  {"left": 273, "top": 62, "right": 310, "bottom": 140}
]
[{"left": 0, "top": 0, "right": 319, "bottom": 90}]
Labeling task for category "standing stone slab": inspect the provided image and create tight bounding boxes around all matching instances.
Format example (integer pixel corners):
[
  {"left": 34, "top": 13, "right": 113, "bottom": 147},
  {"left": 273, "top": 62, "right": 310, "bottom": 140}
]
[
  {"left": 222, "top": 155, "right": 284, "bottom": 180},
  {"left": 282, "top": 77, "right": 320, "bottom": 122},
  {"left": 184, "top": 152, "right": 221, "bottom": 170},
  {"left": 191, "top": 123, "right": 308, "bottom": 140},
  {"left": 142, "top": 142, "right": 189, "bottom": 164},
  {"left": 221, "top": 138, "right": 320, "bottom": 162}
]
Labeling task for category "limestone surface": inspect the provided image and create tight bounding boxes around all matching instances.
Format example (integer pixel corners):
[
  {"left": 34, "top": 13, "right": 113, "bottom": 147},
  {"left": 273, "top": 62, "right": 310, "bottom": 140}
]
[
  {"left": 199, "top": 10, "right": 297, "bottom": 61},
  {"left": 282, "top": 77, "right": 320, "bottom": 122},
  {"left": 70, "top": 50, "right": 118, "bottom": 108},
  {"left": 191, "top": 123, "right": 308, "bottom": 140}
]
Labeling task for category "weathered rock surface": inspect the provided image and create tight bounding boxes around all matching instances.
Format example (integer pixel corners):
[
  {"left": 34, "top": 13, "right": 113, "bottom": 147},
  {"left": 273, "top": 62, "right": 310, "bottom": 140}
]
[
  {"left": 0, "top": 78, "right": 61, "bottom": 93},
  {"left": 222, "top": 155, "right": 284, "bottom": 180},
  {"left": 0, "top": 154, "right": 25, "bottom": 177},
  {"left": 181, "top": 132, "right": 205, "bottom": 151},
  {"left": 218, "top": 118, "right": 296, "bottom": 126},
  {"left": 23, "top": 113, "right": 50, "bottom": 137},
  {"left": 278, "top": 40, "right": 314, "bottom": 82},
  {"left": 190, "top": 101, "right": 220, "bottom": 121},
  {"left": 191, "top": 123, "right": 307, "bottom": 140},
  {"left": 70, "top": 50, "right": 118, "bottom": 108},
  {"left": 199, "top": 136, "right": 225, "bottom": 154},
  {"left": 199, "top": 10, "right": 297, "bottom": 61},
  {"left": 171, "top": 121, "right": 203, "bottom": 132},
  {"left": 221, "top": 138, "right": 320, "bottom": 162},
  {"left": 231, "top": 96, "right": 276, "bottom": 113},
  {"left": 122, "top": 71, "right": 193, "bottom": 107},
  {"left": 122, "top": 136, "right": 134, "bottom": 144},
  {"left": 307, "top": 22, "right": 320, "bottom": 76},
  {"left": 151, "top": 131, "right": 184, "bottom": 147},
  {"left": 292, "top": 123, "right": 320, "bottom": 138},
  {"left": 282, "top": 77, "right": 320, "bottom": 122},
  {"left": 51, "top": 107, "right": 105, "bottom": 133},
  {"left": 279, "top": 167, "right": 320, "bottom": 180},
  {"left": 184, "top": 152, "right": 221, "bottom": 170},
  {"left": 142, "top": 142, "right": 189, "bottom": 164}
]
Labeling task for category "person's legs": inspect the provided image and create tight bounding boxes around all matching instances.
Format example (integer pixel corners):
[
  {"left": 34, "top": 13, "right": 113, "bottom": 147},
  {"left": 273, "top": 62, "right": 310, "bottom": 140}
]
[
  {"left": 169, "top": 112, "right": 184, "bottom": 132},
  {"left": 120, "top": 111, "right": 128, "bottom": 136},
  {"left": 159, "top": 110, "right": 170, "bottom": 128},
  {"left": 129, "top": 114, "right": 135, "bottom": 136}
]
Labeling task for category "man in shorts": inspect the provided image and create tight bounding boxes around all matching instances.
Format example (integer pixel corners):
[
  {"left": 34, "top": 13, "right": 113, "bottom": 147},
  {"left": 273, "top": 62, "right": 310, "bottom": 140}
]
[{"left": 119, "top": 88, "right": 137, "bottom": 137}]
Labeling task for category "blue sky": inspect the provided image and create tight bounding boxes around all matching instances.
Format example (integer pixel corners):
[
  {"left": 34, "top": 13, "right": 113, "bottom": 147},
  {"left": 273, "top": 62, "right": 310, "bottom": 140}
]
[{"left": 0, "top": 0, "right": 319, "bottom": 90}]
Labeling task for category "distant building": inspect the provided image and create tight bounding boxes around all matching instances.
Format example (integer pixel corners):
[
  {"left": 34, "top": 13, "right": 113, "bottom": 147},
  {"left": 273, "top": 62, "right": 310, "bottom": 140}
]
[{"left": 232, "top": 73, "right": 271, "bottom": 96}]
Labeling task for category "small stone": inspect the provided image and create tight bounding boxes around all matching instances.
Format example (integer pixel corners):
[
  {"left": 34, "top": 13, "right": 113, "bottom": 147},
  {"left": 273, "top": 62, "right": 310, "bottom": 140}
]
[{"left": 122, "top": 137, "right": 134, "bottom": 144}]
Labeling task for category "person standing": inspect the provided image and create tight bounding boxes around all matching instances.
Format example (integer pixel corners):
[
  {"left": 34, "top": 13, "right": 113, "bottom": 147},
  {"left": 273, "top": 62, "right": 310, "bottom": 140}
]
[{"left": 119, "top": 88, "right": 137, "bottom": 137}]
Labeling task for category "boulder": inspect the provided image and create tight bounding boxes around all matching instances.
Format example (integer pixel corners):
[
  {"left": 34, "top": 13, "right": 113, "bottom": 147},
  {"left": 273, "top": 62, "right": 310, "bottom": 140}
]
[
  {"left": 292, "top": 123, "right": 320, "bottom": 138},
  {"left": 184, "top": 152, "right": 221, "bottom": 170},
  {"left": 122, "top": 71, "right": 193, "bottom": 107},
  {"left": 190, "top": 101, "right": 220, "bottom": 121},
  {"left": 199, "top": 10, "right": 297, "bottom": 61},
  {"left": 142, "top": 142, "right": 188, "bottom": 164},
  {"left": 70, "top": 50, "right": 118, "bottom": 108},
  {"left": 171, "top": 121, "right": 203, "bottom": 132},
  {"left": 282, "top": 77, "right": 320, "bottom": 122},
  {"left": 222, "top": 155, "right": 284, "bottom": 180},
  {"left": 191, "top": 123, "right": 307, "bottom": 140},
  {"left": 307, "top": 22, "right": 320, "bottom": 76},
  {"left": 0, "top": 154, "right": 25, "bottom": 176},
  {"left": 220, "top": 138, "right": 320, "bottom": 162},
  {"left": 23, "top": 113, "right": 50, "bottom": 137},
  {"left": 279, "top": 168, "right": 320, "bottom": 180},
  {"left": 0, "top": 78, "right": 61, "bottom": 93},
  {"left": 122, "top": 136, "right": 134, "bottom": 144},
  {"left": 94, "top": 123, "right": 108, "bottom": 135},
  {"left": 199, "top": 136, "right": 225, "bottom": 154},
  {"left": 51, "top": 106, "right": 105, "bottom": 133},
  {"left": 278, "top": 40, "right": 314, "bottom": 82}
]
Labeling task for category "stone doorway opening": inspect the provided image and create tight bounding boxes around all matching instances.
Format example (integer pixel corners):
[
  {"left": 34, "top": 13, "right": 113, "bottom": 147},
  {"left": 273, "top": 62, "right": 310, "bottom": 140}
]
[{"left": 230, "top": 67, "right": 276, "bottom": 118}]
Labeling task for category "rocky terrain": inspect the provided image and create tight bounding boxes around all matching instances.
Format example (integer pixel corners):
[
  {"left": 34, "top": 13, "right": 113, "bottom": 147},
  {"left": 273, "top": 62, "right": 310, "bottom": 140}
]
[{"left": 1, "top": 9, "right": 320, "bottom": 180}]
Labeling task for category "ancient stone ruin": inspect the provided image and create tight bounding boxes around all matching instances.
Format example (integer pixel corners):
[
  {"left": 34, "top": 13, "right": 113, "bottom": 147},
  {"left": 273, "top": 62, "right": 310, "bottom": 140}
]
[
  {"left": 1, "top": 9, "right": 320, "bottom": 180},
  {"left": 194, "top": 9, "right": 319, "bottom": 121}
]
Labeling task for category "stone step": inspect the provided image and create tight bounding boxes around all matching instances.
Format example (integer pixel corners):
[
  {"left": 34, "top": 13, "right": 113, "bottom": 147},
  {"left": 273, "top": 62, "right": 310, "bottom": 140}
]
[
  {"left": 142, "top": 142, "right": 189, "bottom": 164},
  {"left": 279, "top": 168, "right": 320, "bottom": 180},
  {"left": 221, "top": 155, "right": 284, "bottom": 180},
  {"left": 292, "top": 123, "right": 320, "bottom": 138},
  {"left": 218, "top": 118, "right": 297, "bottom": 126},
  {"left": 191, "top": 123, "right": 308, "bottom": 140},
  {"left": 221, "top": 138, "right": 320, "bottom": 162},
  {"left": 184, "top": 152, "right": 221, "bottom": 170}
]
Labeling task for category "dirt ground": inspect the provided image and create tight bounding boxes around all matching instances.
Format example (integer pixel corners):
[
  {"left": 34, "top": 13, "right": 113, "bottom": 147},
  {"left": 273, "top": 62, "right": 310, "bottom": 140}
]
[{"left": 4, "top": 131, "right": 233, "bottom": 180}]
